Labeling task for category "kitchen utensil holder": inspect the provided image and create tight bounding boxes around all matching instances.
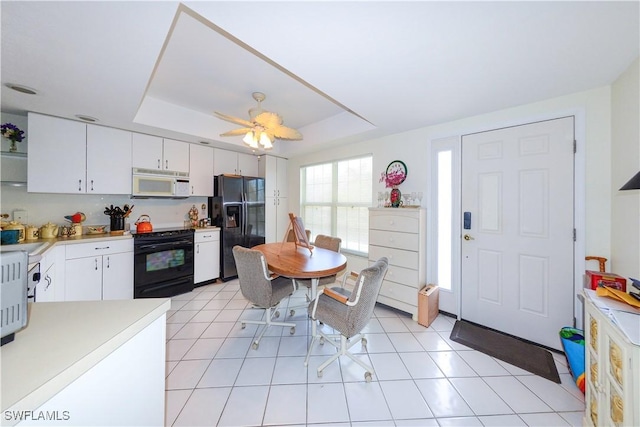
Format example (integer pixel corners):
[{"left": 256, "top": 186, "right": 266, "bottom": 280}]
[{"left": 110, "top": 215, "right": 125, "bottom": 232}]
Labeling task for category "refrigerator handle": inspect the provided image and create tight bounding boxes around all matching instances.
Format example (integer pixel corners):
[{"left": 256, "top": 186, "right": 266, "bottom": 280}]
[{"left": 242, "top": 193, "right": 246, "bottom": 235}]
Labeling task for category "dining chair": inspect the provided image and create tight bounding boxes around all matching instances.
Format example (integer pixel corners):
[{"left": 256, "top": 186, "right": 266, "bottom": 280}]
[
  {"left": 232, "top": 245, "right": 297, "bottom": 350},
  {"left": 288, "top": 234, "right": 342, "bottom": 317},
  {"left": 308, "top": 257, "right": 389, "bottom": 381}
]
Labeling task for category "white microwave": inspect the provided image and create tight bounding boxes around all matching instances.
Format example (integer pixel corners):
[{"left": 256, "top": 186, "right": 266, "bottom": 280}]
[{"left": 132, "top": 168, "right": 190, "bottom": 198}]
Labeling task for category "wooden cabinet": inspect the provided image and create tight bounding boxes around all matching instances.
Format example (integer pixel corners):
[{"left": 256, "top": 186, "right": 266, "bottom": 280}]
[
  {"left": 261, "top": 155, "right": 289, "bottom": 243},
  {"left": 584, "top": 292, "right": 640, "bottom": 427},
  {"left": 132, "top": 133, "right": 189, "bottom": 173},
  {"left": 189, "top": 144, "right": 214, "bottom": 196},
  {"left": 64, "top": 239, "right": 133, "bottom": 301},
  {"left": 194, "top": 228, "right": 220, "bottom": 285},
  {"left": 368, "top": 208, "right": 426, "bottom": 319},
  {"left": 213, "top": 149, "right": 258, "bottom": 176},
  {"left": 27, "top": 113, "right": 132, "bottom": 194}
]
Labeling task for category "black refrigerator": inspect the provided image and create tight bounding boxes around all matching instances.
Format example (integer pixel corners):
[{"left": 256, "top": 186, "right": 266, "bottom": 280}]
[{"left": 209, "top": 175, "right": 266, "bottom": 281}]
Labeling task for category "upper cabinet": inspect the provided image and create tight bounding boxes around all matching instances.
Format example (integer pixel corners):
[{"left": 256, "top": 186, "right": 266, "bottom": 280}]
[
  {"left": 86, "top": 125, "right": 133, "bottom": 194},
  {"left": 132, "top": 134, "right": 189, "bottom": 173},
  {"left": 28, "top": 113, "right": 132, "bottom": 194},
  {"left": 189, "top": 144, "right": 214, "bottom": 196},
  {"left": 213, "top": 149, "right": 258, "bottom": 177},
  {"left": 261, "top": 155, "right": 288, "bottom": 198}
]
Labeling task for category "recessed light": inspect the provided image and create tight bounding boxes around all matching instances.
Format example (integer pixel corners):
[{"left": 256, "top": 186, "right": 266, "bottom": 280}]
[
  {"left": 5, "top": 83, "right": 37, "bottom": 95},
  {"left": 75, "top": 115, "right": 98, "bottom": 122}
]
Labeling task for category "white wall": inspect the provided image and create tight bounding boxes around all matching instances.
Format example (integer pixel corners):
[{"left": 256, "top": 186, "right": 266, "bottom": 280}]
[
  {"left": 611, "top": 57, "right": 640, "bottom": 280},
  {"left": 289, "top": 85, "right": 614, "bottom": 264}
]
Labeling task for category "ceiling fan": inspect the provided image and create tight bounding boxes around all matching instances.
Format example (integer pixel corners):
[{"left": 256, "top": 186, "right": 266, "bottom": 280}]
[{"left": 214, "top": 92, "right": 303, "bottom": 150}]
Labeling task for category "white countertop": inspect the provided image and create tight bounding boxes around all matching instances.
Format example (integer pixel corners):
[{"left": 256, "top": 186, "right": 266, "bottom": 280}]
[{"left": 0, "top": 298, "right": 170, "bottom": 413}]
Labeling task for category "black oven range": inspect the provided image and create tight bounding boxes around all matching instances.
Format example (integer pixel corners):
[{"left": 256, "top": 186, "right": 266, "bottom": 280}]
[{"left": 133, "top": 228, "right": 194, "bottom": 298}]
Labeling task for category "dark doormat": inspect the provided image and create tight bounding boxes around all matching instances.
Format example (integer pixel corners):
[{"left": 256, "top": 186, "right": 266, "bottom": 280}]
[{"left": 450, "top": 320, "right": 561, "bottom": 383}]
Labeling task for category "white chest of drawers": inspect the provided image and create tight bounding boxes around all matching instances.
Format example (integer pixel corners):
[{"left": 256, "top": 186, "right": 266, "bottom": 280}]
[{"left": 369, "top": 207, "right": 426, "bottom": 319}]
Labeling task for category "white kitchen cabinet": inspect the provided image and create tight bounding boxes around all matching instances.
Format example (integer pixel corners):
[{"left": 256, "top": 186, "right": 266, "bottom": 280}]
[
  {"left": 189, "top": 143, "right": 214, "bottom": 196},
  {"left": 261, "top": 155, "right": 288, "bottom": 198},
  {"left": 163, "top": 138, "right": 190, "bottom": 173},
  {"left": 27, "top": 112, "right": 87, "bottom": 193},
  {"left": 86, "top": 124, "right": 132, "bottom": 194},
  {"left": 64, "top": 239, "right": 133, "bottom": 301},
  {"left": 213, "top": 148, "right": 258, "bottom": 176},
  {"left": 35, "top": 252, "right": 57, "bottom": 302},
  {"left": 27, "top": 113, "right": 132, "bottom": 194},
  {"left": 368, "top": 208, "right": 426, "bottom": 319},
  {"left": 132, "top": 133, "right": 190, "bottom": 173},
  {"left": 584, "top": 292, "right": 640, "bottom": 427},
  {"left": 194, "top": 228, "right": 220, "bottom": 284},
  {"left": 238, "top": 152, "right": 259, "bottom": 176},
  {"left": 260, "top": 155, "right": 289, "bottom": 243}
]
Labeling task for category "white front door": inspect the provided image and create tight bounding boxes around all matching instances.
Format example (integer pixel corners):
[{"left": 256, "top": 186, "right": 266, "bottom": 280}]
[{"left": 460, "top": 117, "right": 575, "bottom": 350}]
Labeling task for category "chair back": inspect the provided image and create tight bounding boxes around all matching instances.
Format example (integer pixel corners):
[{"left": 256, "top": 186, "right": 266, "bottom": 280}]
[
  {"left": 232, "top": 245, "right": 273, "bottom": 307},
  {"left": 314, "top": 235, "right": 341, "bottom": 253},
  {"left": 346, "top": 257, "right": 388, "bottom": 334}
]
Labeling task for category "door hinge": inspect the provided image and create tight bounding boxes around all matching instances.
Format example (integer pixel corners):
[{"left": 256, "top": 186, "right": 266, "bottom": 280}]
[
  {"left": 573, "top": 140, "right": 577, "bottom": 153},
  {"left": 573, "top": 228, "right": 577, "bottom": 242}
]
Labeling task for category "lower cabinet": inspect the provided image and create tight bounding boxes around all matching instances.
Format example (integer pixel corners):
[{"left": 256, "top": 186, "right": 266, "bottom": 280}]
[
  {"left": 36, "top": 261, "right": 57, "bottom": 302},
  {"left": 194, "top": 229, "right": 220, "bottom": 285},
  {"left": 584, "top": 292, "right": 640, "bottom": 427},
  {"left": 64, "top": 239, "right": 133, "bottom": 301}
]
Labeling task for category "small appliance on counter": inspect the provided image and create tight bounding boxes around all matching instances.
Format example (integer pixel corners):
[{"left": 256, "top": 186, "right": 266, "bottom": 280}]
[
  {"left": 0, "top": 251, "right": 29, "bottom": 345},
  {"left": 134, "top": 215, "right": 153, "bottom": 233}
]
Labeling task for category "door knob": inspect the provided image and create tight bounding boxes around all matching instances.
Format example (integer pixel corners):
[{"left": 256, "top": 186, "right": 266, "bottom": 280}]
[{"left": 463, "top": 234, "right": 475, "bottom": 241}]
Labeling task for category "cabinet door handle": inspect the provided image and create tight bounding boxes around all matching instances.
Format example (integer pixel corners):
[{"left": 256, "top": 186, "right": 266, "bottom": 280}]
[
  {"left": 191, "top": 185, "right": 194, "bottom": 195},
  {"left": 165, "top": 160, "right": 169, "bottom": 169},
  {"left": 78, "top": 179, "right": 82, "bottom": 192},
  {"left": 197, "top": 244, "right": 200, "bottom": 254},
  {"left": 90, "top": 180, "right": 94, "bottom": 191},
  {"left": 106, "top": 256, "right": 110, "bottom": 268},
  {"left": 157, "top": 159, "right": 161, "bottom": 169},
  {"left": 45, "top": 275, "right": 52, "bottom": 290},
  {"left": 95, "top": 258, "right": 98, "bottom": 270}
]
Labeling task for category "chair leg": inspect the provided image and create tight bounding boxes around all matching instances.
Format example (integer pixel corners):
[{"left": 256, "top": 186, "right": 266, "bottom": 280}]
[
  {"left": 241, "top": 305, "right": 296, "bottom": 350},
  {"left": 314, "top": 331, "right": 375, "bottom": 381}
]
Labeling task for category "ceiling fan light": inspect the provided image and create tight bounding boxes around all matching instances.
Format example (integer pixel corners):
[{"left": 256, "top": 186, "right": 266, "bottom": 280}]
[
  {"left": 260, "top": 132, "right": 273, "bottom": 149},
  {"left": 243, "top": 131, "right": 255, "bottom": 145}
]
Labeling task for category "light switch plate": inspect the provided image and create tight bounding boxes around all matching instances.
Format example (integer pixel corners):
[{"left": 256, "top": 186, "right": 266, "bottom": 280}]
[{"left": 13, "top": 210, "right": 27, "bottom": 224}]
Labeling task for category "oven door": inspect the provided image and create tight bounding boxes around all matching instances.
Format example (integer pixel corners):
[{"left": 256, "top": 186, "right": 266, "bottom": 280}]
[{"left": 134, "top": 238, "right": 194, "bottom": 297}]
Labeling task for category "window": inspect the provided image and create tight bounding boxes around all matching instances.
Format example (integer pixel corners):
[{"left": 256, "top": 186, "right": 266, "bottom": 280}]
[{"left": 300, "top": 156, "right": 372, "bottom": 255}]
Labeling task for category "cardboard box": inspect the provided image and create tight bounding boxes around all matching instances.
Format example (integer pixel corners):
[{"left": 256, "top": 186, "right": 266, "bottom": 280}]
[
  {"left": 585, "top": 270, "right": 627, "bottom": 292},
  {"left": 418, "top": 285, "right": 439, "bottom": 327}
]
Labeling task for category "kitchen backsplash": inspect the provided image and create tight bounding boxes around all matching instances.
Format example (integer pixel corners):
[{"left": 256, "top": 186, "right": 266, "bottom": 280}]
[{"left": 1, "top": 185, "right": 209, "bottom": 230}]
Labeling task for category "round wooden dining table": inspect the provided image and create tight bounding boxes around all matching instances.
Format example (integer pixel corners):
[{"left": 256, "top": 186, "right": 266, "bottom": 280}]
[
  {"left": 252, "top": 241, "right": 347, "bottom": 365},
  {"left": 252, "top": 242, "right": 347, "bottom": 281}
]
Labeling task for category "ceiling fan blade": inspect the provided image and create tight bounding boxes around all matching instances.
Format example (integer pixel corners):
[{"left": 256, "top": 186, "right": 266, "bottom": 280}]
[
  {"left": 272, "top": 125, "right": 303, "bottom": 141},
  {"left": 220, "top": 128, "right": 252, "bottom": 137},
  {"left": 213, "top": 111, "right": 253, "bottom": 128},
  {"left": 254, "top": 111, "right": 283, "bottom": 129}
]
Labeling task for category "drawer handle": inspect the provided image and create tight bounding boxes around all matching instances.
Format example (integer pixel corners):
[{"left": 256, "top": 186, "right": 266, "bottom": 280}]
[{"left": 95, "top": 246, "right": 110, "bottom": 250}]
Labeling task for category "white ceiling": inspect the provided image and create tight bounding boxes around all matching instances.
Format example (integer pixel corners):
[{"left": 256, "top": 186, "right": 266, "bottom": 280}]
[{"left": 1, "top": 1, "right": 638, "bottom": 158}]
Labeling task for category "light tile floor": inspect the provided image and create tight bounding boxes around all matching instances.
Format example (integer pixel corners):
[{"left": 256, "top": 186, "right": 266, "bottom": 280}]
[{"left": 165, "top": 281, "right": 585, "bottom": 426}]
